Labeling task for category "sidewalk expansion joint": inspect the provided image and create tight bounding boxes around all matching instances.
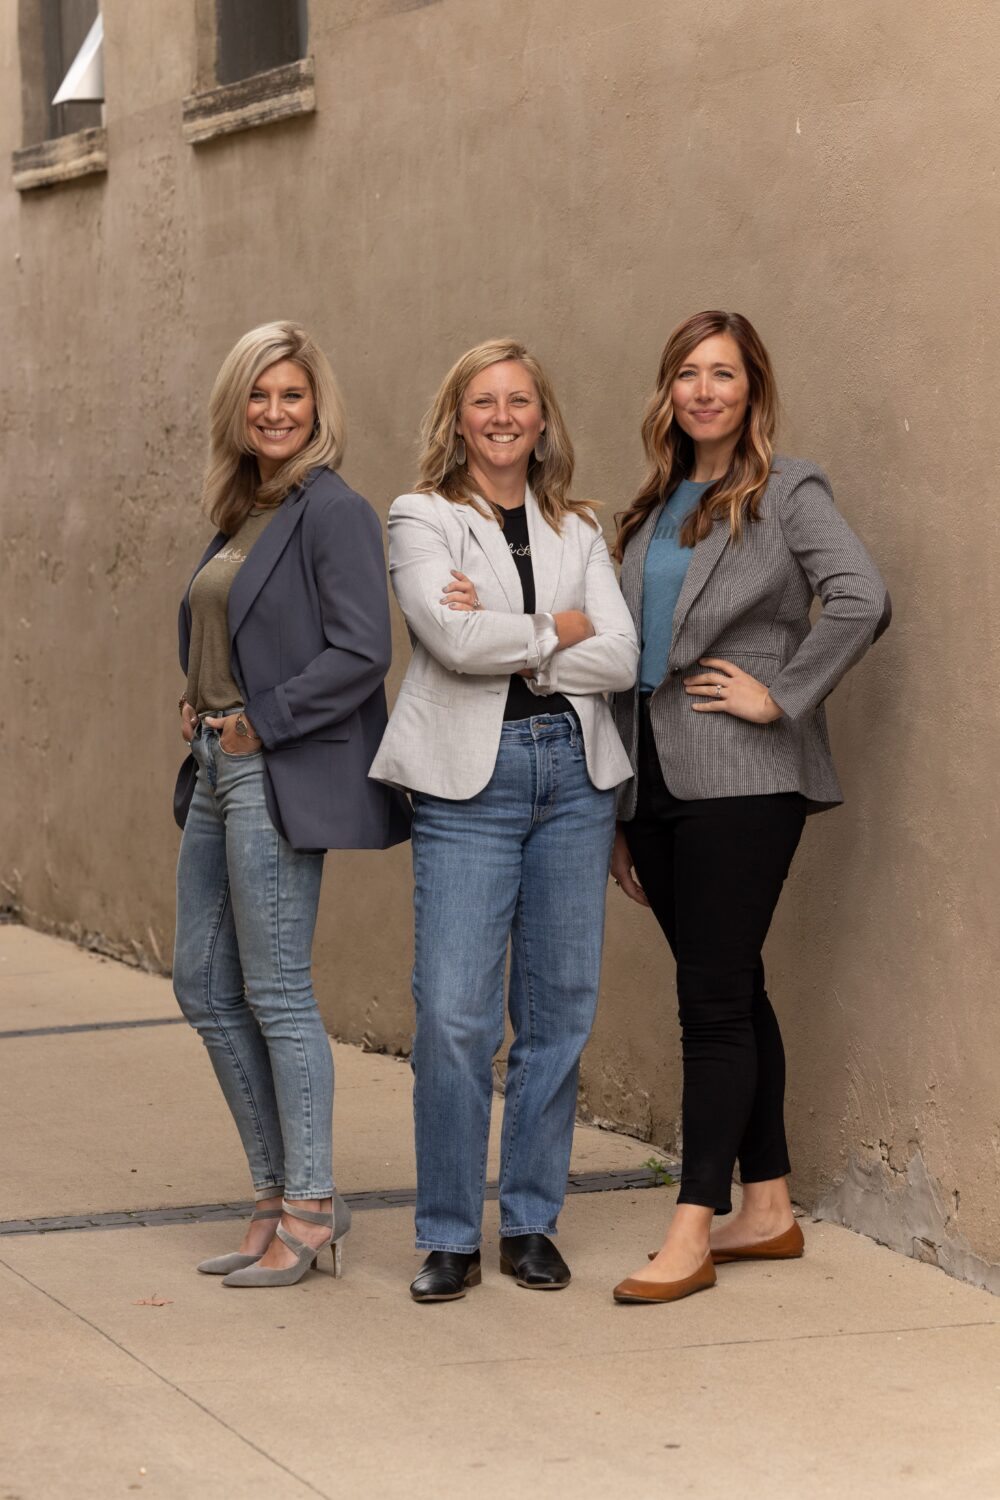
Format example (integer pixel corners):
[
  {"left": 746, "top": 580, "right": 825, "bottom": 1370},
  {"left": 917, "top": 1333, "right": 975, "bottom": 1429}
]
[
  {"left": 0, "top": 1016, "right": 186, "bottom": 1039},
  {"left": 0, "top": 1165, "right": 678, "bottom": 1236},
  {"left": 0, "top": 1255, "right": 335, "bottom": 1499}
]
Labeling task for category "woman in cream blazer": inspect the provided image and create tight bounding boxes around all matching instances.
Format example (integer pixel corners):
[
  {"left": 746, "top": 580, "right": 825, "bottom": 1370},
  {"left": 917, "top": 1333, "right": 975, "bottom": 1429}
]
[{"left": 371, "top": 338, "right": 637, "bottom": 1301}]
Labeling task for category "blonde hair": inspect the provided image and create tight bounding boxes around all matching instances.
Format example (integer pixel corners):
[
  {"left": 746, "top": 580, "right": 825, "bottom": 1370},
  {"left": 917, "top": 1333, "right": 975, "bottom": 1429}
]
[
  {"left": 614, "top": 311, "right": 778, "bottom": 561},
  {"left": 203, "top": 321, "right": 347, "bottom": 534},
  {"left": 415, "top": 338, "right": 597, "bottom": 534}
]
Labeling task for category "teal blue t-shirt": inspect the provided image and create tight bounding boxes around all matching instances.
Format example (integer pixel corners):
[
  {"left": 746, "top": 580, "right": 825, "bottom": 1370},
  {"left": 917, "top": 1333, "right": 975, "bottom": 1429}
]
[{"left": 638, "top": 479, "right": 713, "bottom": 693}]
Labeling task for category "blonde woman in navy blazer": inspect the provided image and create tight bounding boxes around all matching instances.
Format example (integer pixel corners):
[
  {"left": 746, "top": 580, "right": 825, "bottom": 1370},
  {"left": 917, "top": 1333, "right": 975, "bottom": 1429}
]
[{"left": 173, "top": 322, "right": 409, "bottom": 1290}]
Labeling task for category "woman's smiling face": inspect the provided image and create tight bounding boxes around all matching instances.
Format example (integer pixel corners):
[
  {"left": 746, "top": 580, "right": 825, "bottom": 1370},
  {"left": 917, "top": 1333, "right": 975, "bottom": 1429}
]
[
  {"left": 669, "top": 333, "right": 750, "bottom": 448},
  {"left": 457, "top": 360, "right": 546, "bottom": 481},
  {"left": 246, "top": 359, "right": 315, "bottom": 480}
]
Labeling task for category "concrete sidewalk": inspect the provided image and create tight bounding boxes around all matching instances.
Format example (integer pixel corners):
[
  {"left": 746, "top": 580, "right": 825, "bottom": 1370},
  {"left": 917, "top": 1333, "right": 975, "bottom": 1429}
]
[{"left": 1, "top": 926, "right": 998, "bottom": 1500}]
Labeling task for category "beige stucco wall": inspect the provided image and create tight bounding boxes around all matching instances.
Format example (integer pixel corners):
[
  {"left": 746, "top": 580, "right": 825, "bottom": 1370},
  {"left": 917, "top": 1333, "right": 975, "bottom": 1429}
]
[{"left": 2, "top": 1, "right": 997, "bottom": 1279}]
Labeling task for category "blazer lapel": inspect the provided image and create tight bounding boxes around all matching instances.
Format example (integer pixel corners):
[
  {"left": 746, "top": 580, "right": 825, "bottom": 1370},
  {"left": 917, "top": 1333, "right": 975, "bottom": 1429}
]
[
  {"left": 524, "top": 485, "right": 562, "bottom": 613},
  {"left": 462, "top": 500, "right": 523, "bottom": 611},
  {"left": 668, "top": 518, "right": 731, "bottom": 659},
  {"left": 228, "top": 476, "right": 314, "bottom": 640}
]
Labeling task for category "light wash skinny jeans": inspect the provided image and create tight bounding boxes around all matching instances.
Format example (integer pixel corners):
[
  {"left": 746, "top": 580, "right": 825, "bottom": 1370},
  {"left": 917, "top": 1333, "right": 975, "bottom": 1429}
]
[
  {"left": 172, "top": 726, "right": 333, "bottom": 1201},
  {"left": 410, "top": 713, "right": 616, "bottom": 1253}
]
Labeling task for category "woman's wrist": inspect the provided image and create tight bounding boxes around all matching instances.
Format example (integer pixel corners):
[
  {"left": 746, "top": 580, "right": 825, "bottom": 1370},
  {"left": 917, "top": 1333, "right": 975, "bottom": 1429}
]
[{"left": 553, "top": 610, "right": 594, "bottom": 651}]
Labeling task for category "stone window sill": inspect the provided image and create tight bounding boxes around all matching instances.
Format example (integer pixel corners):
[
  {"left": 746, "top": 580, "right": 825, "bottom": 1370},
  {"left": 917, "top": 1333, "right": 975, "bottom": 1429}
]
[
  {"left": 12, "top": 127, "right": 108, "bottom": 193},
  {"left": 182, "top": 57, "right": 315, "bottom": 145}
]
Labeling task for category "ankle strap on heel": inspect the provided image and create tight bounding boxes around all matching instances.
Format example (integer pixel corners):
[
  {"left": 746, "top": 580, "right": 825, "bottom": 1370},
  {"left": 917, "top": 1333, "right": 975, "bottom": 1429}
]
[
  {"left": 281, "top": 1199, "right": 333, "bottom": 1226},
  {"left": 250, "top": 1206, "right": 283, "bottom": 1222}
]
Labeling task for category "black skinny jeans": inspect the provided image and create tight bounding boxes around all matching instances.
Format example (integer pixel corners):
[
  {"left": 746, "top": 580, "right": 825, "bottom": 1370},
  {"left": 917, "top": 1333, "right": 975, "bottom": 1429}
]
[{"left": 624, "top": 701, "right": 806, "bottom": 1214}]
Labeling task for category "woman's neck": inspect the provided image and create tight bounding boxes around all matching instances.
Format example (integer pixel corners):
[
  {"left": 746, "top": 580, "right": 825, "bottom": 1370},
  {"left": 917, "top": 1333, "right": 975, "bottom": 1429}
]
[
  {"left": 689, "top": 435, "right": 739, "bottom": 483},
  {"left": 467, "top": 462, "right": 528, "bottom": 512}
]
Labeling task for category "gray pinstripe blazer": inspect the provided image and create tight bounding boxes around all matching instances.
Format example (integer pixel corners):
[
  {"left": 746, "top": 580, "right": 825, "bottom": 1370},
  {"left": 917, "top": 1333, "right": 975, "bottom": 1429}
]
[{"left": 613, "top": 456, "right": 891, "bottom": 817}]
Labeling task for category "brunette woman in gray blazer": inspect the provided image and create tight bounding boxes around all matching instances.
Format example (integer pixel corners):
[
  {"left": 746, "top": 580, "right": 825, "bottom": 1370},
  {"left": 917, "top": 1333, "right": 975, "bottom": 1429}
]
[
  {"left": 609, "top": 311, "right": 890, "bottom": 1306},
  {"left": 173, "top": 322, "right": 409, "bottom": 1289},
  {"left": 371, "top": 338, "right": 637, "bottom": 1301}
]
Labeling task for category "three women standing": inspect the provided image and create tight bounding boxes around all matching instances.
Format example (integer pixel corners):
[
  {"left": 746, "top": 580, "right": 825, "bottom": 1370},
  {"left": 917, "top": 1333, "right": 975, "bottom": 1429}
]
[
  {"left": 609, "top": 311, "right": 890, "bottom": 1304},
  {"left": 370, "top": 339, "right": 638, "bottom": 1300},
  {"left": 173, "top": 322, "right": 410, "bottom": 1288},
  {"left": 174, "top": 312, "right": 889, "bottom": 1305}
]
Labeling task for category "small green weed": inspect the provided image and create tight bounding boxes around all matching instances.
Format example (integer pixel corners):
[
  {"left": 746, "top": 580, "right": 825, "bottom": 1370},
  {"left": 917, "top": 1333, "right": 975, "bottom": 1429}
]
[{"left": 642, "top": 1156, "right": 677, "bottom": 1187}]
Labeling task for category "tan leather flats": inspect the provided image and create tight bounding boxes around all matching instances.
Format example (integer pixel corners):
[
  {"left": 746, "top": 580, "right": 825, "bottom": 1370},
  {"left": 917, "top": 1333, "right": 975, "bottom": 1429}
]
[
  {"left": 711, "top": 1220, "right": 805, "bottom": 1264},
  {"left": 613, "top": 1254, "right": 717, "bottom": 1305}
]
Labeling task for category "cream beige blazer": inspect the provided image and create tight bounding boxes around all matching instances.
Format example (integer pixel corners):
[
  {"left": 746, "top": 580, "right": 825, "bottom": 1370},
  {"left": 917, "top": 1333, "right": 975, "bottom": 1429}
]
[{"left": 369, "top": 488, "right": 638, "bottom": 799}]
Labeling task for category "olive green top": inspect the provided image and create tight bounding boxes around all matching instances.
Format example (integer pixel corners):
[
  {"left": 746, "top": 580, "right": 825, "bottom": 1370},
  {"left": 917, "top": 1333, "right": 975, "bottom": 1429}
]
[{"left": 185, "top": 507, "right": 279, "bottom": 715}]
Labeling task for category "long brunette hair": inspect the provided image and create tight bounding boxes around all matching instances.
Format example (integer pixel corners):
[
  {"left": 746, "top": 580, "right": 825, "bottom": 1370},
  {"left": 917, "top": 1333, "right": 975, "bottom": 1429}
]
[
  {"left": 415, "top": 338, "right": 597, "bottom": 535},
  {"left": 613, "top": 311, "right": 778, "bottom": 561},
  {"left": 203, "top": 322, "right": 347, "bottom": 535}
]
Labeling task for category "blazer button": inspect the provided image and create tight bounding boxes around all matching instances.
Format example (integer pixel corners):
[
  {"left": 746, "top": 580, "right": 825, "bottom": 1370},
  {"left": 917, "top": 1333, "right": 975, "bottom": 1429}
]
[{"left": 670, "top": 666, "right": 681, "bottom": 675}]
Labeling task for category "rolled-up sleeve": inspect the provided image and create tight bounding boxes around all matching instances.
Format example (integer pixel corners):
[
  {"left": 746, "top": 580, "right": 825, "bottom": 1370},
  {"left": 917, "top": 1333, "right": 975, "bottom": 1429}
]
[{"left": 528, "top": 523, "right": 638, "bottom": 696}]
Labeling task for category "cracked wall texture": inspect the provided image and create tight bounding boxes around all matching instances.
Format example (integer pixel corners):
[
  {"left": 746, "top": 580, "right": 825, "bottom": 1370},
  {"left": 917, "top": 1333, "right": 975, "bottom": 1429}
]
[{"left": 2, "top": 0, "right": 998, "bottom": 1273}]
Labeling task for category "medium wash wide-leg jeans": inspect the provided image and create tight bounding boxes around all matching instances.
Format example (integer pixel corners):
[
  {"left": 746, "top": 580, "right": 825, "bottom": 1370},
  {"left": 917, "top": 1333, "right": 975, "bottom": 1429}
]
[
  {"left": 172, "top": 727, "right": 333, "bottom": 1202},
  {"left": 410, "top": 713, "right": 617, "bottom": 1254}
]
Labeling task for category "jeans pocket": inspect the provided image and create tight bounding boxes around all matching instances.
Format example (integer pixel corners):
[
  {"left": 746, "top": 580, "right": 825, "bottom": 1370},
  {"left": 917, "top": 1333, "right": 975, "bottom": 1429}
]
[{"left": 217, "top": 739, "right": 263, "bottom": 759}]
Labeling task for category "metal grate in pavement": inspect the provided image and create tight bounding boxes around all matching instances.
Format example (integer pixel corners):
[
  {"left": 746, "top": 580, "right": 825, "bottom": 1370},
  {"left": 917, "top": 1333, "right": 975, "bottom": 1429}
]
[{"left": 0, "top": 1165, "right": 679, "bottom": 1237}]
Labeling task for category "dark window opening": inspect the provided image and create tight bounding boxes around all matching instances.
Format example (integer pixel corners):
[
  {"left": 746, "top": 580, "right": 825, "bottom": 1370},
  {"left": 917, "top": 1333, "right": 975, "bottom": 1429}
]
[
  {"left": 42, "top": 0, "right": 102, "bottom": 139},
  {"left": 216, "top": 0, "right": 308, "bottom": 86}
]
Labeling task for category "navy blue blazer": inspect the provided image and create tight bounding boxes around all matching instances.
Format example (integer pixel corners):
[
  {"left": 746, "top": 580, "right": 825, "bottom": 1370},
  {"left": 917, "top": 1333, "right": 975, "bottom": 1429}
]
[{"left": 174, "top": 467, "right": 411, "bottom": 852}]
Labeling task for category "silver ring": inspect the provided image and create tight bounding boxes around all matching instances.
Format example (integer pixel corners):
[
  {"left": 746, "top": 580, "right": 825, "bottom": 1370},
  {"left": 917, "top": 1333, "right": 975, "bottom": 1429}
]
[{"left": 715, "top": 683, "right": 723, "bottom": 697}]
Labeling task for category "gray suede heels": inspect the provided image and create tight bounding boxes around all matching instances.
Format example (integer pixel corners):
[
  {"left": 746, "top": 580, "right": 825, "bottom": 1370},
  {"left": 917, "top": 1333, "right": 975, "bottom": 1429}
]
[
  {"left": 222, "top": 1196, "right": 352, "bottom": 1288},
  {"left": 196, "top": 1203, "right": 283, "bottom": 1275}
]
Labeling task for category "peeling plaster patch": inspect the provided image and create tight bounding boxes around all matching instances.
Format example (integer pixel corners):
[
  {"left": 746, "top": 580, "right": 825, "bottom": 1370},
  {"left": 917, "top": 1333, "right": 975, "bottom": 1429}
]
[{"left": 816, "top": 1149, "right": 1000, "bottom": 1296}]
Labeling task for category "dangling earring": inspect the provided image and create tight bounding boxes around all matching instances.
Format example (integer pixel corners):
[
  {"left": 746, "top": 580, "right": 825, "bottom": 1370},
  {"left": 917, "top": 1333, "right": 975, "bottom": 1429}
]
[
  {"left": 455, "top": 435, "right": 467, "bottom": 466},
  {"left": 533, "top": 434, "right": 546, "bottom": 462}
]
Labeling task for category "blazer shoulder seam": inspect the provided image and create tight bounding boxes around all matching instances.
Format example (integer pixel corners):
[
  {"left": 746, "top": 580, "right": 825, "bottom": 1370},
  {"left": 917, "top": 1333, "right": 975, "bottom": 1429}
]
[
  {"left": 769, "top": 457, "right": 832, "bottom": 517},
  {"left": 390, "top": 490, "right": 446, "bottom": 514},
  {"left": 304, "top": 469, "right": 366, "bottom": 507},
  {"left": 772, "top": 455, "right": 829, "bottom": 489}
]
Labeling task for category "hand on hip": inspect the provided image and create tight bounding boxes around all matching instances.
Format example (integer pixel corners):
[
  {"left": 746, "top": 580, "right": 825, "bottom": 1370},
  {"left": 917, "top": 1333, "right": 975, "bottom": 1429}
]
[{"left": 683, "top": 659, "right": 783, "bottom": 724}]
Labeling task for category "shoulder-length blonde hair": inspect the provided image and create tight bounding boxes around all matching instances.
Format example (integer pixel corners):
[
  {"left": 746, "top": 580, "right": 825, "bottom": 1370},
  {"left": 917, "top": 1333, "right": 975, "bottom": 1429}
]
[
  {"left": 203, "top": 321, "right": 347, "bottom": 535},
  {"left": 613, "top": 311, "right": 778, "bottom": 561},
  {"left": 415, "top": 338, "right": 597, "bottom": 534}
]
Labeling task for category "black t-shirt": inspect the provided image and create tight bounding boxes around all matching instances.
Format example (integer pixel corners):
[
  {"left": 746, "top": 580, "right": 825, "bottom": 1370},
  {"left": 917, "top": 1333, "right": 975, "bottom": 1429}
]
[{"left": 501, "top": 505, "right": 574, "bottom": 721}]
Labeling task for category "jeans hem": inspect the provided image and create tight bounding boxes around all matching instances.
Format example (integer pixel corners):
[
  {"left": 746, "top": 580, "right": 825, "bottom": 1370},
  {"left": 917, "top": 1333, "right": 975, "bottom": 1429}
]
[
  {"left": 253, "top": 1183, "right": 286, "bottom": 1201},
  {"left": 284, "top": 1188, "right": 335, "bottom": 1201},
  {"left": 499, "top": 1224, "right": 558, "bottom": 1238},
  {"left": 415, "top": 1238, "right": 481, "bottom": 1254}
]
